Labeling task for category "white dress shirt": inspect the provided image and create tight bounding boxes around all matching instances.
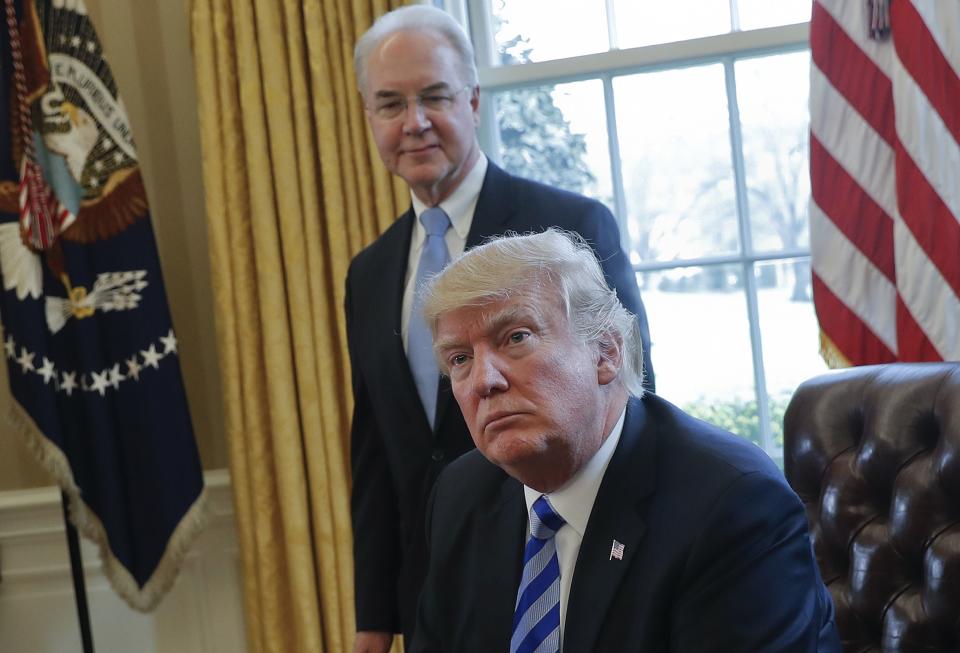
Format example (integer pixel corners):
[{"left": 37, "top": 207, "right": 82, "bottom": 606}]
[
  {"left": 400, "top": 154, "right": 488, "bottom": 350},
  {"left": 522, "top": 406, "right": 627, "bottom": 645}
]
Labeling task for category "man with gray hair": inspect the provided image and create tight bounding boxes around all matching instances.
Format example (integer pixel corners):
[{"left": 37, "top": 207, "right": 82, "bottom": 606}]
[
  {"left": 412, "top": 230, "right": 841, "bottom": 652},
  {"left": 347, "top": 6, "right": 655, "bottom": 651}
]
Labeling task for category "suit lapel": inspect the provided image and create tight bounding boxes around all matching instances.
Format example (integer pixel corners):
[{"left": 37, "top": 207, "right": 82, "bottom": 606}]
[
  {"left": 383, "top": 206, "right": 414, "bottom": 320},
  {"left": 435, "top": 163, "right": 515, "bottom": 429},
  {"left": 476, "top": 475, "right": 526, "bottom": 650},
  {"left": 465, "top": 163, "right": 516, "bottom": 248},
  {"left": 434, "top": 373, "right": 456, "bottom": 433},
  {"left": 563, "top": 398, "right": 656, "bottom": 653},
  {"left": 377, "top": 208, "right": 435, "bottom": 435}
]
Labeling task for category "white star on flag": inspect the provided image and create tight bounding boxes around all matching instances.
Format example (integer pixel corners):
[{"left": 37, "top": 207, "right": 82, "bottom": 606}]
[
  {"left": 126, "top": 356, "right": 142, "bottom": 380},
  {"left": 609, "top": 539, "right": 625, "bottom": 561},
  {"left": 141, "top": 344, "right": 162, "bottom": 369},
  {"left": 90, "top": 370, "right": 110, "bottom": 396},
  {"left": 16, "top": 348, "right": 35, "bottom": 373},
  {"left": 108, "top": 364, "right": 125, "bottom": 389},
  {"left": 61, "top": 371, "right": 78, "bottom": 397},
  {"left": 4, "top": 335, "right": 15, "bottom": 359},
  {"left": 160, "top": 330, "right": 178, "bottom": 355},
  {"left": 38, "top": 357, "right": 57, "bottom": 384}
]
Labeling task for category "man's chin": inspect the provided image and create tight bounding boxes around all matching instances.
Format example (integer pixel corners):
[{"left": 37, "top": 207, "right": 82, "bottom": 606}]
[
  {"left": 400, "top": 167, "right": 446, "bottom": 189},
  {"left": 482, "top": 433, "right": 547, "bottom": 472}
]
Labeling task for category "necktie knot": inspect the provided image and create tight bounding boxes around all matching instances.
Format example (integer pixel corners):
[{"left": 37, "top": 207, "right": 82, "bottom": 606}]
[
  {"left": 529, "top": 495, "right": 565, "bottom": 540},
  {"left": 420, "top": 207, "right": 450, "bottom": 238}
]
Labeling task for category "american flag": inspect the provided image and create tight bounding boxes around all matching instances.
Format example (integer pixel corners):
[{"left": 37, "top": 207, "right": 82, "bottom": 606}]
[
  {"left": 809, "top": 0, "right": 960, "bottom": 366},
  {"left": 610, "top": 539, "right": 625, "bottom": 561}
]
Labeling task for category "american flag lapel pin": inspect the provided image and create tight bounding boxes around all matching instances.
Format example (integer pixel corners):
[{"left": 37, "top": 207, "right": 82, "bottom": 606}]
[{"left": 609, "top": 539, "right": 625, "bottom": 561}]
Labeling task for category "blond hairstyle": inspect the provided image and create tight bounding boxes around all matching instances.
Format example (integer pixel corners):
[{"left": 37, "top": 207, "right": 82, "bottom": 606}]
[
  {"left": 354, "top": 5, "right": 479, "bottom": 96},
  {"left": 422, "top": 229, "right": 645, "bottom": 396}
]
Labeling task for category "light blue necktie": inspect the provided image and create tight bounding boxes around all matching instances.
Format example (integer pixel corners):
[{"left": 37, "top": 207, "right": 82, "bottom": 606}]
[
  {"left": 512, "top": 495, "right": 565, "bottom": 653},
  {"left": 408, "top": 207, "right": 451, "bottom": 429}
]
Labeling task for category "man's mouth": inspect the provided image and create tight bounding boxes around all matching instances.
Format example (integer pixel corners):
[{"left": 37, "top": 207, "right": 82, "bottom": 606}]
[
  {"left": 403, "top": 144, "right": 438, "bottom": 156},
  {"left": 483, "top": 411, "right": 524, "bottom": 432}
]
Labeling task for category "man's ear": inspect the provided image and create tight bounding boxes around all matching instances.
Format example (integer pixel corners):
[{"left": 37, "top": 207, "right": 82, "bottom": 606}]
[
  {"left": 597, "top": 332, "right": 623, "bottom": 386},
  {"left": 362, "top": 94, "right": 373, "bottom": 122},
  {"left": 471, "top": 85, "right": 481, "bottom": 126}
]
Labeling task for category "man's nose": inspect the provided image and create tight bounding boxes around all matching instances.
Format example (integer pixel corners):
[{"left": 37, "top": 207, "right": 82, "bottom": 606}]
[
  {"left": 402, "top": 99, "right": 431, "bottom": 134},
  {"left": 471, "top": 350, "right": 508, "bottom": 397}
]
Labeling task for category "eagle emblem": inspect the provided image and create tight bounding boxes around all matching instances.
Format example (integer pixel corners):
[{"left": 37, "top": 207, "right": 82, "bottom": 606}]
[{"left": 1, "top": 0, "right": 149, "bottom": 329}]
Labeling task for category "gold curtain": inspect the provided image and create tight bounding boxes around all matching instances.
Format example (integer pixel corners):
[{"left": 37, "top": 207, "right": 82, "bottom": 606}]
[{"left": 190, "top": 0, "right": 408, "bottom": 650}]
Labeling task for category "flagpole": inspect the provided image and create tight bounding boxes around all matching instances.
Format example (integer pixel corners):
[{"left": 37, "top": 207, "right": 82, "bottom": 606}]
[{"left": 61, "top": 492, "right": 96, "bottom": 653}]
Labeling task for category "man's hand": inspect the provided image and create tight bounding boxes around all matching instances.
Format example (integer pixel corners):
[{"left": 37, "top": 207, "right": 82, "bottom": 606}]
[{"left": 353, "top": 630, "right": 393, "bottom": 653}]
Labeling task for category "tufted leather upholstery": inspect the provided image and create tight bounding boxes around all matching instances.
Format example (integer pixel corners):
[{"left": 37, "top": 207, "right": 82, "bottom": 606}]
[{"left": 784, "top": 363, "right": 960, "bottom": 652}]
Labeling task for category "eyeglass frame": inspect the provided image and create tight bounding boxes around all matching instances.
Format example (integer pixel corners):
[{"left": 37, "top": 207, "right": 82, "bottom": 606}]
[{"left": 366, "top": 84, "right": 473, "bottom": 121}]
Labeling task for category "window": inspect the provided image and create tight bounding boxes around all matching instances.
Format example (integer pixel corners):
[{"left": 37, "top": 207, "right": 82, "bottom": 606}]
[{"left": 451, "top": 0, "right": 826, "bottom": 461}]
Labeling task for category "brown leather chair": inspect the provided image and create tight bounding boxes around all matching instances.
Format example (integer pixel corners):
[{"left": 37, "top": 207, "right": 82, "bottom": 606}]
[{"left": 784, "top": 362, "right": 960, "bottom": 652}]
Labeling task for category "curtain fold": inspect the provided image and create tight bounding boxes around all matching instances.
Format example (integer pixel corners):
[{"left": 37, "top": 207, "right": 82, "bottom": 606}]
[{"left": 190, "top": 0, "right": 407, "bottom": 650}]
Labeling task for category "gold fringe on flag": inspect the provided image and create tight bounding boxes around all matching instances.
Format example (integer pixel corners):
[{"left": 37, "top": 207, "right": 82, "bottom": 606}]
[
  {"left": 819, "top": 330, "right": 852, "bottom": 369},
  {"left": 7, "top": 400, "right": 208, "bottom": 612}
]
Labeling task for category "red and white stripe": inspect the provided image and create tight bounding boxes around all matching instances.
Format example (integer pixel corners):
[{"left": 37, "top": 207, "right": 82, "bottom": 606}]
[
  {"left": 810, "top": 0, "right": 960, "bottom": 365},
  {"left": 5, "top": 0, "right": 74, "bottom": 251}
]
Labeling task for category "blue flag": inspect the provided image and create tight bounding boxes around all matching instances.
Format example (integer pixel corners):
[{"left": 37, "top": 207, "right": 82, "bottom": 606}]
[{"left": 0, "top": 0, "right": 205, "bottom": 610}]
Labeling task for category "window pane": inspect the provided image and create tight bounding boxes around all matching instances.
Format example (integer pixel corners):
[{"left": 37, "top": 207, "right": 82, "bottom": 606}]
[
  {"left": 755, "top": 258, "right": 827, "bottom": 446},
  {"left": 641, "top": 265, "right": 762, "bottom": 445},
  {"left": 736, "top": 0, "right": 811, "bottom": 31},
  {"left": 491, "top": 0, "right": 608, "bottom": 64},
  {"left": 736, "top": 52, "right": 811, "bottom": 254},
  {"left": 493, "top": 80, "right": 612, "bottom": 203},
  {"left": 615, "top": 65, "right": 738, "bottom": 264},
  {"left": 613, "top": 0, "right": 731, "bottom": 49}
]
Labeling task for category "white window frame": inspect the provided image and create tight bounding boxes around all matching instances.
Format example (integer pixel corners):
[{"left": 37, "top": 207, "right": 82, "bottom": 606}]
[{"left": 446, "top": 0, "right": 813, "bottom": 457}]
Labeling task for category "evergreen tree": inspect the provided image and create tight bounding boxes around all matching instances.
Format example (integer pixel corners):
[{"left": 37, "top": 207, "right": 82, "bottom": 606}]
[{"left": 494, "top": 32, "right": 596, "bottom": 195}]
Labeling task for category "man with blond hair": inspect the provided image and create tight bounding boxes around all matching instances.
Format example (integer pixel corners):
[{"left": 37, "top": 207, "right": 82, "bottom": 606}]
[
  {"left": 411, "top": 229, "right": 840, "bottom": 653},
  {"left": 347, "top": 6, "right": 655, "bottom": 651}
]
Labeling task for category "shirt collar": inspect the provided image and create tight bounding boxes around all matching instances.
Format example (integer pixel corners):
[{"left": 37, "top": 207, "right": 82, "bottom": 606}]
[
  {"left": 410, "top": 153, "right": 487, "bottom": 243},
  {"left": 523, "top": 405, "right": 627, "bottom": 537}
]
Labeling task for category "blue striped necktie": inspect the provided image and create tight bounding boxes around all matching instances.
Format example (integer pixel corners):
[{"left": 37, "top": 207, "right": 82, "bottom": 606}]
[
  {"left": 408, "top": 207, "right": 451, "bottom": 429},
  {"left": 512, "top": 495, "right": 565, "bottom": 653}
]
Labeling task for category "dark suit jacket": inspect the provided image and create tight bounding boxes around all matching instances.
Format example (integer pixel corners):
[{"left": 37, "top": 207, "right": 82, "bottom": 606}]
[
  {"left": 411, "top": 394, "right": 842, "bottom": 653},
  {"left": 345, "top": 163, "right": 655, "bottom": 641}
]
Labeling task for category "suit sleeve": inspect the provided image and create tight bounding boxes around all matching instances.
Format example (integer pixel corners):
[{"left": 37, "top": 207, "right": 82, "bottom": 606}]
[
  {"left": 670, "top": 472, "right": 840, "bottom": 652},
  {"left": 346, "top": 269, "right": 402, "bottom": 633},
  {"left": 408, "top": 479, "right": 443, "bottom": 653},
  {"left": 577, "top": 202, "right": 656, "bottom": 393}
]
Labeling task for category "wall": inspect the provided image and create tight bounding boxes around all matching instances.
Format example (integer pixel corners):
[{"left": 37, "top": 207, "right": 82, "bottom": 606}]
[
  {"left": 0, "top": 0, "right": 227, "bottom": 489},
  {"left": 0, "top": 471, "right": 246, "bottom": 653}
]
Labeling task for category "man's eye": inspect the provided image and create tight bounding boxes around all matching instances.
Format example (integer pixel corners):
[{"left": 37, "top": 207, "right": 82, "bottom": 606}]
[
  {"left": 421, "top": 95, "right": 451, "bottom": 109},
  {"left": 508, "top": 331, "right": 529, "bottom": 344},
  {"left": 450, "top": 354, "right": 469, "bottom": 366},
  {"left": 377, "top": 100, "right": 402, "bottom": 111}
]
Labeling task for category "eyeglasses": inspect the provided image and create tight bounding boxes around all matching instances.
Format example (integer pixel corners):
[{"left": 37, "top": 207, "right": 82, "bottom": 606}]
[{"left": 369, "top": 85, "right": 472, "bottom": 121}]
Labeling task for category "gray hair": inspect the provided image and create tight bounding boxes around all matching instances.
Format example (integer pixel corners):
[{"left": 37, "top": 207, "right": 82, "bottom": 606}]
[
  {"left": 354, "top": 5, "right": 479, "bottom": 96},
  {"left": 423, "top": 229, "right": 645, "bottom": 397}
]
